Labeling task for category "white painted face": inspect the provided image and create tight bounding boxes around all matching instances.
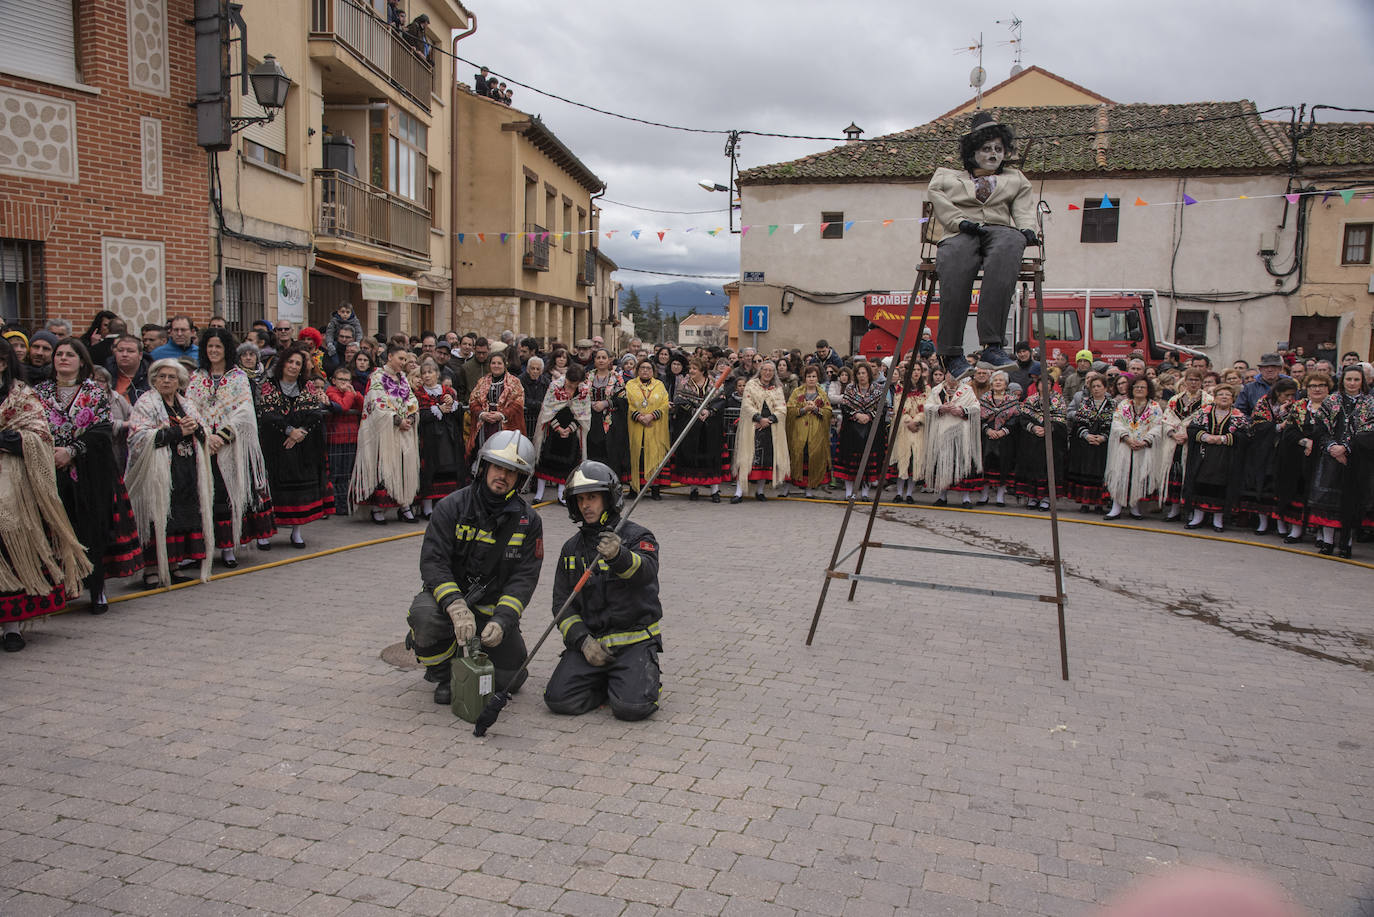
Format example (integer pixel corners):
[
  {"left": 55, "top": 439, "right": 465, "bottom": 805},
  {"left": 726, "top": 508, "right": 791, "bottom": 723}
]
[{"left": 975, "top": 138, "right": 1004, "bottom": 172}]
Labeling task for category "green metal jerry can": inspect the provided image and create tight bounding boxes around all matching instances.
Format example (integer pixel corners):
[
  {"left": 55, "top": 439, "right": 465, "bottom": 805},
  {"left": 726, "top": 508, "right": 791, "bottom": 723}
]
[{"left": 451, "top": 639, "right": 495, "bottom": 723}]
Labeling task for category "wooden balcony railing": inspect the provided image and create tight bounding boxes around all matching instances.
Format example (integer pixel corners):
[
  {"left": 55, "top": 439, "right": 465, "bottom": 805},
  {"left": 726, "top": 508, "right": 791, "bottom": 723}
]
[
  {"left": 523, "top": 223, "right": 550, "bottom": 271},
  {"left": 315, "top": 169, "right": 430, "bottom": 260},
  {"left": 311, "top": 0, "right": 433, "bottom": 112}
]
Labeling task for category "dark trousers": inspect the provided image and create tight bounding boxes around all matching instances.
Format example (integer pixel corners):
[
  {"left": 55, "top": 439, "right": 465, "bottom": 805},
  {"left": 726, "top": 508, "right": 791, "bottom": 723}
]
[
  {"left": 544, "top": 639, "right": 660, "bottom": 721},
  {"left": 934, "top": 224, "right": 1027, "bottom": 356},
  {"left": 406, "top": 590, "right": 528, "bottom": 692}
]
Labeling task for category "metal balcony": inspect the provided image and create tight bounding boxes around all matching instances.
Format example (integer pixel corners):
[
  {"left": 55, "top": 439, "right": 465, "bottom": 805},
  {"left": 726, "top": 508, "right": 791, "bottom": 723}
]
[
  {"left": 578, "top": 248, "right": 595, "bottom": 286},
  {"left": 310, "top": 0, "right": 433, "bottom": 112},
  {"left": 523, "top": 223, "right": 550, "bottom": 271},
  {"left": 315, "top": 169, "right": 431, "bottom": 260}
]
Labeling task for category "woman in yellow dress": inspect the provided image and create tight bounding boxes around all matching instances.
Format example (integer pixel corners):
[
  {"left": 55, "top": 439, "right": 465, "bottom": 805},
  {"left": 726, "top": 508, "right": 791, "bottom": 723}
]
[
  {"left": 785, "top": 363, "right": 832, "bottom": 497},
  {"left": 625, "top": 357, "right": 670, "bottom": 500}
]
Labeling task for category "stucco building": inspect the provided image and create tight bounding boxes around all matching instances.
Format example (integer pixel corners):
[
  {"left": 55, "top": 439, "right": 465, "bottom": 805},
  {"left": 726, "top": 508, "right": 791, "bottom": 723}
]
[
  {"left": 0, "top": 0, "right": 210, "bottom": 333},
  {"left": 736, "top": 70, "right": 1374, "bottom": 363},
  {"left": 451, "top": 83, "right": 605, "bottom": 345}
]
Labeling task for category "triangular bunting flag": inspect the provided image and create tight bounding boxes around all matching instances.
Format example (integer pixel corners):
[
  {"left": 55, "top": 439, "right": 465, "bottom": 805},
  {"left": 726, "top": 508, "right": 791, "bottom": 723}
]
[
  {"left": 605, "top": 230, "right": 616, "bottom": 238},
  {"left": 477, "top": 233, "right": 485, "bottom": 243},
  {"left": 685, "top": 227, "right": 694, "bottom": 233},
  {"left": 656, "top": 231, "right": 665, "bottom": 241},
  {"left": 1067, "top": 204, "right": 1080, "bottom": 211},
  {"left": 563, "top": 232, "right": 571, "bottom": 239},
  {"left": 540, "top": 232, "right": 550, "bottom": 242},
  {"left": 715, "top": 227, "right": 724, "bottom": 235},
  {"left": 1340, "top": 189, "right": 1355, "bottom": 204},
  {"left": 1182, "top": 194, "right": 1197, "bottom": 205},
  {"left": 793, "top": 224, "right": 804, "bottom": 234},
  {"left": 1322, "top": 192, "right": 1332, "bottom": 203},
  {"left": 1133, "top": 197, "right": 1148, "bottom": 206},
  {"left": 844, "top": 221, "right": 855, "bottom": 231},
  {"left": 882, "top": 219, "right": 894, "bottom": 226},
  {"left": 740, "top": 226, "right": 750, "bottom": 236},
  {"left": 919, "top": 217, "right": 929, "bottom": 223},
  {"left": 631, "top": 230, "right": 641, "bottom": 239},
  {"left": 1239, "top": 194, "right": 1249, "bottom": 199},
  {"left": 818, "top": 222, "right": 830, "bottom": 233},
  {"left": 457, "top": 233, "right": 465, "bottom": 244},
  {"left": 768, "top": 225, "right": 778, "bottom": 235},
  {"left": 1099, "top": 194, "right": 1113, "bottom": 209},
  {"left": 499, "top": 233, "right": 509, "bottom": 243},
  {"left": 707, "top": 229, "right": 718, "bottom": 237},
  {"left": 1284, "top": 193, "right": 1299, "bottom": 204}
]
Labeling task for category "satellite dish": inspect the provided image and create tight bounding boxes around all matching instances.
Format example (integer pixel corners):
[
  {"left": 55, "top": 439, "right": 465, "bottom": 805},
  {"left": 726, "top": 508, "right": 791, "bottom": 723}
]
[
  {"left": 969, "top": 66, "right": 987, "bottom": 88},
  {"left": 1010, "top": 63, "right": 1024, "bottom": 77}
]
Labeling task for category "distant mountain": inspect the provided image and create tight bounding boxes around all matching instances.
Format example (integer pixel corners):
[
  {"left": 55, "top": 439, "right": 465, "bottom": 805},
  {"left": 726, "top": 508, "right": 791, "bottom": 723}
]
[{"left": 619, "top": 281, "right": 728, "bottom": 318}]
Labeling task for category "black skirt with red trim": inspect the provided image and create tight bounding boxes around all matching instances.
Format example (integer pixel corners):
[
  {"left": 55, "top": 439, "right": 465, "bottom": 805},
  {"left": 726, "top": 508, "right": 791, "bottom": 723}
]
[
  {"left": 213, "top": 505, "right": 278, "bottom": 549},
  {"left": 419, "top": 472, "right": 462, "bottom": 501},
  {"left": 358, "top": 485, "right": 401, "bottom": 509},
  {"left": 143, "top": 530, "right": 207, "bottom": 569},
  {"left": 0, "top": 584, "right": 67, "bottom": 623},
  {"left": 103, "top": 481, "right": 145, "bottom": 579}
]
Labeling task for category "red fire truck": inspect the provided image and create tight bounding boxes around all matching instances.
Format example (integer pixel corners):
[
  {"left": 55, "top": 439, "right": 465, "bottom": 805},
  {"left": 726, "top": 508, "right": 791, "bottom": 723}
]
[{"left": 859, "top": 288, "right": 1205, "bottom": 364}]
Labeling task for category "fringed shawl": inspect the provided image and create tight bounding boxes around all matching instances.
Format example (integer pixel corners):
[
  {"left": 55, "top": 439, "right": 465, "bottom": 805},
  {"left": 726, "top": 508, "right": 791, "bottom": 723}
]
[
  {"left": 1106, "top": 398, "right": 1164, "bottom": 505},
  {"left": 533, "top": 377, "right": 591, "bottom": 460},
  {"left": 588, "top": 369, "right": 626, "bottom": 435},
  {"left": 185, "top": 368, "right": 267, "bottom": 547},
  {"left": 0, "top": 381, "right": 92, "bottom": 596},
  {"left": 1158, "top": 389, "right": 1211, "bottom": 504},
  {"left": 888, "top": 383, "right": 928, "bottom": 476},
  {"left": 350, "top": 367, "right": 420, "bottom": 510},
  {"left": 922, "top": 381, "right": 981, "bottom": 493},
  {"left": 465, "top": 372, "right": 526, "bottom": 456},
  {"left": 735, "top": 378, "right": 789, "bottom": 485},
  {"left": 1017, "top": 390, "right": 1067, "bottom": 428},
  {"left": 126, "top": 390, "right": 215, "bottom": 585}
]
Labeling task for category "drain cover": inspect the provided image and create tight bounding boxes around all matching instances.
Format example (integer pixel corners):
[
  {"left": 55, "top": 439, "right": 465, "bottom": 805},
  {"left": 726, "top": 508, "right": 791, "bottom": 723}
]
[{"left": 381, "top": 641, "right": 421, "bottom": 669}]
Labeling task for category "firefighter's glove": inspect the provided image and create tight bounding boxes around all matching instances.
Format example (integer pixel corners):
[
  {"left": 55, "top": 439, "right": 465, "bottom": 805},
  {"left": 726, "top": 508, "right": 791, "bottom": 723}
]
[
  {"left": 596, "top": 532, "right": 622, "bottom": 561},
  {"left": 447, "top": 599, "right": 476, "bottom": 642},
  {"left": 581, "top": 635, "right": 612, "bottom": 667},
  {"left": 480, "top": 620, "right": 504, "bottom": 647}
]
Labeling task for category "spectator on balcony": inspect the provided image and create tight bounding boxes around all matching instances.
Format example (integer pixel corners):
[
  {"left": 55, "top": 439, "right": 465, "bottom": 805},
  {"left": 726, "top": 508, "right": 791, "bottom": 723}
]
[
  {"left": 403, "top": 13, "right": 433, "bottom": 63},
  {"left": 503, "top": 88, "right": 514, "bottom": 107},
  {"left": 474, "top": 66, "right": 492, "bottom": 96},
  {"left": 387, "top": 0, "right": 404, "bottom": 31}
]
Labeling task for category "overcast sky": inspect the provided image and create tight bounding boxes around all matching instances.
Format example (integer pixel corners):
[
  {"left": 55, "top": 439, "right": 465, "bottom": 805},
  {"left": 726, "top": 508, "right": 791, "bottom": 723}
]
[{"left": 451, "top": 0, "right": 1374, "bottom": 292}]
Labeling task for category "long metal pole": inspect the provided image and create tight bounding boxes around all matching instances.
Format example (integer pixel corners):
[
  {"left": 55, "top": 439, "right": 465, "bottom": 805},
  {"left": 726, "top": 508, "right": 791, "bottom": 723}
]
[
  {"left": 806, "top": 271, "right": 930, "bottom": 644},
  {"left": 1032, "top": 267, "right": 1070, "bottom": 680},
  {"left": 845, "top": 279, "right": 935, "bottom": 602}
]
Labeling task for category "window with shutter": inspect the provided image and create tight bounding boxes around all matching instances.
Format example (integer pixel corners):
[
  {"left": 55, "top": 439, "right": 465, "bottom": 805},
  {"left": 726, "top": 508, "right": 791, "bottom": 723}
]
[
  {"left": 0, "top": 0, "right": 80, "bottom": 87},
  {"left": 239, "top": 64, "right": 287, "bottom": 169}
]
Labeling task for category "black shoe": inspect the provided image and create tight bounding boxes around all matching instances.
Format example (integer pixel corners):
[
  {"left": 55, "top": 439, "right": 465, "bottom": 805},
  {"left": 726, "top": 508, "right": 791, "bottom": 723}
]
[
  {"left": 1319, "top": 542, "right": 1334, "bottom": 556},
  {"left": 2, "top": 631, "right": 24, "bottom": 652},
  {"left": 1130, "top": 512, "right": 1144, "bottom": 520},
  {"left": 979, "top": 345, "right": 1016, "bottom": 369},
  {"left": 222, "top": 557, "right": 239, "bottom": 568},
  {"left": 730, "top": 494, "right": 743, "bottom": 504},
  {"left": 434, "top": 680, "right": 452, "bottom": 705},
  {"left": 1080, "top": 505, "right": 1093, "bottom": 513},
  {"left": 942, "top": 354, "right": 973, "bottom": 381},
  {"left": 89, "top": 600, "right": 108, "bottom": 615},
  {"left": 142, "top": 572, "right": 161, "bottom": 589},
  {"left": 756, "top": 491, "right": 767, "bottom": 501},
  {"left": 1185, "top": 520, "right": 1203, "bottom": 530},
  {"left": 711, "top": 492, "right": 720, "bottom": 504},
  {"left": 905, "top": 495, "right": 917, "bottom": 504},
  {"left": 995, "top": 500, "right": 1006, "bottom": 507},
  {"left": 1212, "top": 525, "right": 1225, "bottom": 534},
  {"left": 1104, "top": 511, "right": 1123, "bottom": 520},
  {"left": 933, "top": 497, "right": 948, "bottom": 506},
  {"left": 398, "top": 508, "right": 418, "bottom": 523},
  {"left": 1338, "top": 544, "right": 1353, "bottom": 559},
  {"left": 1283, "top": 534, "right": 1302, "bottom": 544},
  {"left": 689, "top": 489, "right": 699, "bottom": 502},
  {"left": 291, "top": 537, "right": 306, "bottom": 550},
  {"left": 257, "top": 539, "right": 272, "bottom": 550},
  {"left": 650, "top": 487, "right": 662, "bottom": 501},
  {"left": 371, "top": 510, "right": 387, "bottom": 525}
]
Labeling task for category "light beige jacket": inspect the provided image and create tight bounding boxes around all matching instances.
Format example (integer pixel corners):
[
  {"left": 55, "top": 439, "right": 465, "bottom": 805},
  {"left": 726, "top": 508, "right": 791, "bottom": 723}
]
[{"left": 927, "top": 167, "right": 1036, "bottom": 243}]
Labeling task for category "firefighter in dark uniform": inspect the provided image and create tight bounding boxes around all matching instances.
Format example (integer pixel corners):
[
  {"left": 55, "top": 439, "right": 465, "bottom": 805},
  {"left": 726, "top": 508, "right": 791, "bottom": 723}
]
[
  {"left": 544, "top": 460, "right": 663, "bottom": 721},
  {"left": 408, "top": 429, "right": 542, "bottom": 705}
]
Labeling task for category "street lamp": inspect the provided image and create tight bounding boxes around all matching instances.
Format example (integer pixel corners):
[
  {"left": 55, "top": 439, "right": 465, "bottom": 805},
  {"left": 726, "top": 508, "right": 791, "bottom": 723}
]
[
  {"left": 231, "top": 53, "right": 291, "bottom": 132},
  {"left": 697, "top": 130, "right": 742, "bottom": 233},
  {"left": 698, "top": 180, "right": 729, "bottom": 193}
]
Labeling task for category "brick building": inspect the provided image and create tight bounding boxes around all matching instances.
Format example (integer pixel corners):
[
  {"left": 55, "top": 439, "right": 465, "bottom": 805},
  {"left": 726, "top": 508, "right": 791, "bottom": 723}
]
[{"left": 0, "top": 0, "right": 211, "bottom": 335}]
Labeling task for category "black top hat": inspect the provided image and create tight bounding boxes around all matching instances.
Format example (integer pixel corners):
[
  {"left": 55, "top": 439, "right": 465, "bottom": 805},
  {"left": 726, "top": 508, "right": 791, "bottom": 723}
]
[{"left": 962, "top": 111, "right": 1003, "bottom": 140}]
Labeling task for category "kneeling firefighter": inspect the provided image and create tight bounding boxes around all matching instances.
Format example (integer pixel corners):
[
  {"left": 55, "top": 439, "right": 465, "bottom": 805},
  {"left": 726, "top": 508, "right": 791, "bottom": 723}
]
[
  {"left": 544, "top": 460, "right": 663, "bottom": 721},
  {"left": 408, "top": 429, "right": 542, "bottom": 704}
]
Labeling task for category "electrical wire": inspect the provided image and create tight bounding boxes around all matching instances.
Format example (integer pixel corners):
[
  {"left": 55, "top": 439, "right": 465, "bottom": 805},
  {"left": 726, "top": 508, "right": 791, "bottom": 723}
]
[
  {"left": 615, "top": 267, "right": 738, "bottom": 279},
  {"left": 601, "top": 199, "right": 729, "bottom": 215}
]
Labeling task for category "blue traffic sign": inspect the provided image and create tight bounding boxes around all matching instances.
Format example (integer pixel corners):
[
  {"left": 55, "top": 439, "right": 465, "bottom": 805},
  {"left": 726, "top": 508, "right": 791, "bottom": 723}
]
[{"left": 742, "top": 304, "right": 769, "bottom": 333}]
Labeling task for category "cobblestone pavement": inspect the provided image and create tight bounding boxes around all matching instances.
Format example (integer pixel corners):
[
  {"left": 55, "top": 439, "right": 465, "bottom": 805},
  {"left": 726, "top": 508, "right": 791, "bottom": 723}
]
[{"left": 1, "top": 493, "right": 1371, "bottom": 916}]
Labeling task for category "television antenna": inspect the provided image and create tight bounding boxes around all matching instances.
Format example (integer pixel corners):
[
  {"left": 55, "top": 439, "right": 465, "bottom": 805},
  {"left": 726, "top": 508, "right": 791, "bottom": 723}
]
[
  {"left": 957, "top": 33, "right": 986, "bottom": 107},
  {"left": 997, "top": 15, "right": 1024, "bottom": 77}
]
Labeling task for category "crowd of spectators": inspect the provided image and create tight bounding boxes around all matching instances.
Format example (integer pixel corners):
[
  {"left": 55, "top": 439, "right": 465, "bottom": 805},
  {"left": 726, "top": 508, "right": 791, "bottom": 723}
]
[
  {"left": 473, "top": 67, "right": 513, "bottom": 106},
  {"left": 0, "top": 306, "right": 1369, "bottom": 653}
]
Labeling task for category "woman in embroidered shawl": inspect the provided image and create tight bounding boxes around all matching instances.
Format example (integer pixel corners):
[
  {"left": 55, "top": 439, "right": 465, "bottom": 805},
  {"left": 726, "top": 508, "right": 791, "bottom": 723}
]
[
  {"left": 625, "top": 357, "right": 670, "bottom": 500},
  {"left": 1012, "top": 371, "right": 1068, "bottom": 511},
  {"left": 186, "top": 328, "right": 275, "bottom": 567},
  {"left": 1326, "top": 366, "right": 1374, "bottom": 557},
  {"left": 1240, "top": 377, "right": 1297, "bottom": 537},
  {"left": 585, "top": 349, "right": 629, "bottom": 483},
  {"left": 466, "top": 351, "right": 525, "bottom": 470},
  {"left": 351, "top": 337, "right": 420, "bottom": 525},
  {"left": 127, "top": 359, "right": 215, "bottom": 588},
  {"left": 258, "top": 345, "right": 334, "bottom": 548},
  {"left": 1157, "top": 368, "right": 1211, "bottom": 521},
  {"left": 732, "top": 360, "right": 789, "bottom": 503},
  {"left": 979, "top": 369, "right": 1019, "bottom": 507},
  {"left": 1181, "top": 382, "right": 1249, "bottom": 533},
  {"left": 414, "top": 356, "right": 464, "bottom": 517},
  {"left": 1064, "top": 373, "right": 1114, "bottom": 512},
  {"left": 1104, "top": 375, "right": 1163, "bottom": 520},
  {"left": 532, "top": 362, "right": 590, "bottom": 503},
  {"left": 885, "top": 361, "right": 927, "bottom": 504},
  {"left": 786, "top": 363, "right": 833, "bottom": 499},
  {"left": 672, "top": 356, "right": 728, "bottom": 501},
  {"left": 835, "top": 361, "right": 886, "bottom": 500},
  {"left": 0, "top": 344, "right": 92, "bottom": 651},
  {"left": 34, "top": 339, "right": 141, "bottom": 615},
  {"left": 923, "top": 374, "right": 981, "bottom": 504}
]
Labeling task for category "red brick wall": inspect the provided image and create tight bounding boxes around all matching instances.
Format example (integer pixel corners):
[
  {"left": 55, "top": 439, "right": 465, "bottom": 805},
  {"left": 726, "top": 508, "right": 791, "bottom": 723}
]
[{"left": 0, "top": 0, "right": 211, "bottom": 332}]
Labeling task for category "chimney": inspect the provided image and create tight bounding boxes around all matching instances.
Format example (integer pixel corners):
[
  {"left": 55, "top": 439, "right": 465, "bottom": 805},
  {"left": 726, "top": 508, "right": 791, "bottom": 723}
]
[{"left": 843, "top": 122, "right": 863, "bottom": 144}]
